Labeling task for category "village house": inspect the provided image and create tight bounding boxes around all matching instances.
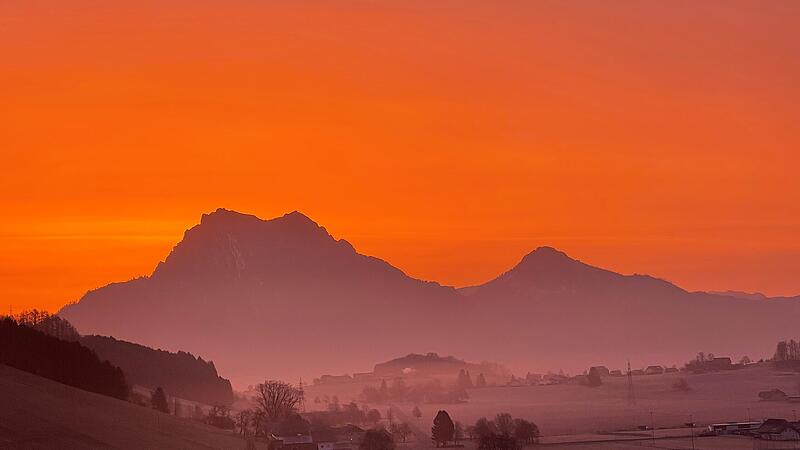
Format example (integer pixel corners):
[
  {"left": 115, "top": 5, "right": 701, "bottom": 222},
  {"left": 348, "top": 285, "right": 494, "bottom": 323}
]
[
  {"left": 314, "top": 374, "right": 353, "bottom": 385},
  {"left": 644, "top": 365, "right": 664, "bottom": 375},
  {"left": 754, "top": 419, "right": 800, "bottom": 441},
  {"left": 351, "top": 372, "right": 375, "bottom": 382},
  {"left": 589, "top": 366, "right": 610, "bottom": 377}
]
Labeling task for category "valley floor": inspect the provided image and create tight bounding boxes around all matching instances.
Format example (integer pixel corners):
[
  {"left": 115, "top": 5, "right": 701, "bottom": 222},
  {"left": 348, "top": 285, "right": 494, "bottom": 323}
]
[{"left": 307, "top": 363, "right": 800, "bottom": 442}]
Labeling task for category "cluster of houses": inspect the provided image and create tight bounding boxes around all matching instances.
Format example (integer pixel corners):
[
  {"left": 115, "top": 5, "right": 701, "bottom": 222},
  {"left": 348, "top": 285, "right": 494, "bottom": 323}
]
[
  {"left": 315, "top": 356, "right": 742, "bottom": 389},
  {"left": 271, "top": 422, "right": 387, "bottom": 450},
  {"left": 706, "top": 419, "right": 800, "bottom": 442},
  {"left": 591, "top": 365, "right": 680, "bottom": 377},
  {"left": 505, "top": 363, "right": 687, "bottom": 387},
  {"left": 314, "top": 373, "right": 376, "bottom": 385}
]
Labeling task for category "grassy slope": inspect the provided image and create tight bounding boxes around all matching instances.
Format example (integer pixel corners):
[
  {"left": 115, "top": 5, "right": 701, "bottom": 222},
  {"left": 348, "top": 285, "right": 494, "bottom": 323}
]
[{"left": 0, "top": 364, "right": 264, "bottom": 450}]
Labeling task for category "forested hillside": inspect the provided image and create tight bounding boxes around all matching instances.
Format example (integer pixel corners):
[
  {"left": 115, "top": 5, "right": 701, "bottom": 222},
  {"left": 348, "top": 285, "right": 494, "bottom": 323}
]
[
  {"left": 0, "top": 318, "right": 129, "bottom": 400},
  {"left": 81, "top": 335, "right": 233, "bottom": 405}
]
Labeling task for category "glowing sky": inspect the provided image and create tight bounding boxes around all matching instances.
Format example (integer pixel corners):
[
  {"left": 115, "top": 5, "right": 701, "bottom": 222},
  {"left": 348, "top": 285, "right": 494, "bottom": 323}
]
[{"left": 2, "top": 1, "right": 799, "bottom": 312}]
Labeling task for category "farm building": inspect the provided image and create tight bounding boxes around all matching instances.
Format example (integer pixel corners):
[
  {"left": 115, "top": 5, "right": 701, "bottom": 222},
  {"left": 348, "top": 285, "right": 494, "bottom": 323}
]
[
  {"left": 589, "top": 366, "right": 610, "bottom": 377},
  {"left": 753, "top": 419, "right": 800, "bottom": 441},
  {"left": 759, "top": 389, "right": 788, "bottom": 401},
  {"left": 644, "top": 365, "right": 664, "bottom": 375}
]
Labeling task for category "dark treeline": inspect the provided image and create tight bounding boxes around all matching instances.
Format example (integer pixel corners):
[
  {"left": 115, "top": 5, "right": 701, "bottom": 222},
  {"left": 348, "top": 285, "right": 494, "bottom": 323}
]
[
  {"left": 361, "top": 378, "right": 468, "bottom": 404},
  {"left": 81, "top": 335, "right": 233, "bottom": 405},
  {"left": 467, "top": 413, "right": 540, "bottom": 450},
  {"left": 14, "top": 309, "right": 81, "bottom": 342},
  {"left": 0, "top": 317, "right": 129, "bottom": 400},
  {"left": 774, "top": 339, "right": 800, "bottom": 362}
]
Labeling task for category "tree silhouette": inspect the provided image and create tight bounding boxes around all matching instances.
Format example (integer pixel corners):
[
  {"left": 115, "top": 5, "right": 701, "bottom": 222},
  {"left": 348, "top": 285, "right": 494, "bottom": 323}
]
[
  {"left": 476, "top": 373, "right": 487, "bottom": 387},
  {"left": 151, "top": 386, "right": 169, "bottom": 413},
  {"left": 206, "top": 403, "right": 236, "bottom": 429},
  {"left": 366, "top": 408, "right": 382, "bottom": 424},
  {"left": 454, "top": 421, "right": 465, "bottom": 444},
  {"left": 254, "top": 380, "right": 302, "bottom": 422},
  {"left": 361, "top": 428, "right": 394, "bottom": 450},
  {"left": 393, "top": 423, "right": 412, "bottom": 442},
  {"left": 587, "top": 367, "right": 603, "bottom": 387},
  {"left": 457, "top": 369, "right": 474, "bottom": 389},
  {"left": 412, "top": 405, "right": 422, "bottom": 420},
  {"left": 432, "top": 410, "right": 455, "bottom": 447},
  {"left": 472, "top": 414, "right": 539, "bottom": 449},
  {"left": 512, "top": 418, "right": 539, "bottom": 444},
  {"left": 495, "top": 413, "right": 514, "bottom": 436},
  {"left": 379, "top": 379, "right": 389, "bottom": 400}
]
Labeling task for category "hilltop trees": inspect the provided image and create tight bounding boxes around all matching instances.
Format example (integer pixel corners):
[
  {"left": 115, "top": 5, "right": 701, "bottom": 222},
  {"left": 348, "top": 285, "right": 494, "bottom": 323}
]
[
  {"left": 432, "top": 410, "right": 455, "bottom": 447},
  {"left": 14, "top": 310, "right": 80, "bottom": 342}
]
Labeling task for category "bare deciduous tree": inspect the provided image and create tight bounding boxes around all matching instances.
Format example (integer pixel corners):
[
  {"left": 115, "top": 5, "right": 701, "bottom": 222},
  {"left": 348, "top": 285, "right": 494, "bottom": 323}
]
[{"left": 254, "top": 380, "right": 302, "bottom": 422}]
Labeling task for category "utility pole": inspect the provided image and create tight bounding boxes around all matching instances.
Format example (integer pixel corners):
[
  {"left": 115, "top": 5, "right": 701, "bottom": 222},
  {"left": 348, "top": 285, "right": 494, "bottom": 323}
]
[
  {"left": 690, "top": 414, "right": 695, "bottom": 450},
  {"left": 650, "top": 411, "right": 655, "bottom": 447},
  {"left": 299, "top": 378, "right": 306, "bottom": 413},
  {"left": 626, "top": 360, "right": 636, "bottom": 406}
]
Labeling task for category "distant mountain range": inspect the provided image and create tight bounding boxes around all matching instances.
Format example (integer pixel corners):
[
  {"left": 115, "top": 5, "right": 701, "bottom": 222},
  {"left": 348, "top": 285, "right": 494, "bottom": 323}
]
[{"left": 60, "top": 209, "right": 800, "bottom": 386}]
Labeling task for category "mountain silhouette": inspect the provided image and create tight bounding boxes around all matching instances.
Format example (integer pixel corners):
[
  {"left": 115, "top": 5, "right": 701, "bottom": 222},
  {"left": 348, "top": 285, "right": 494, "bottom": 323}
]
[
  {"left": 61, "top": 209, "right": 800, "bottom": 384},
  {"left": 461, "top": 247, "right": 800, "bottom": 372},
  {"left": 61, "top": 209, "right": 460, "bottom": 384}
]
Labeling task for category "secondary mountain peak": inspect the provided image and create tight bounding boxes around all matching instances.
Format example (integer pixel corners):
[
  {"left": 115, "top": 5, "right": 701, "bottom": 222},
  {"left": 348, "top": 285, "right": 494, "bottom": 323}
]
[
  {"left": 520, "top": 246, "right": 573, "bottom": 262},
  {"left": 511, "top": 246, "right": 587, "bottom": 275}
]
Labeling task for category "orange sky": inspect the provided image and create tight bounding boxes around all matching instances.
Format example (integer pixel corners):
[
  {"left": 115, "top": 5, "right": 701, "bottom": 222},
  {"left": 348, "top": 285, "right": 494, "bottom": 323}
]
[{"left": 2, "top": 1, "right": 799, "bottom": 313}]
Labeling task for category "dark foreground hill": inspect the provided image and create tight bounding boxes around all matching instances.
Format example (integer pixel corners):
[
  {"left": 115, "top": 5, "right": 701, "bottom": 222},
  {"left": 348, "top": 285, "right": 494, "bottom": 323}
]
[
  {"left": 0, "top": 364, "right": 264, "bottom": 450},
  {"left": 60, "top": 209, "right": 800, "bottom": 384},
  {"left": 80, "top": 335, "right": 234, "bottom": 405},
  {"left": 0, "top": 318, "right": 128, "bottom": 400}
]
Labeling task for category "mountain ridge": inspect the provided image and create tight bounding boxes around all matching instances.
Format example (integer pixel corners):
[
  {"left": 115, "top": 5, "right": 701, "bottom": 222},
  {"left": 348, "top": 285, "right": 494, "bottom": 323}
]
[{"left": 59, "top": 209, "right": 800, "bottom": 386}]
